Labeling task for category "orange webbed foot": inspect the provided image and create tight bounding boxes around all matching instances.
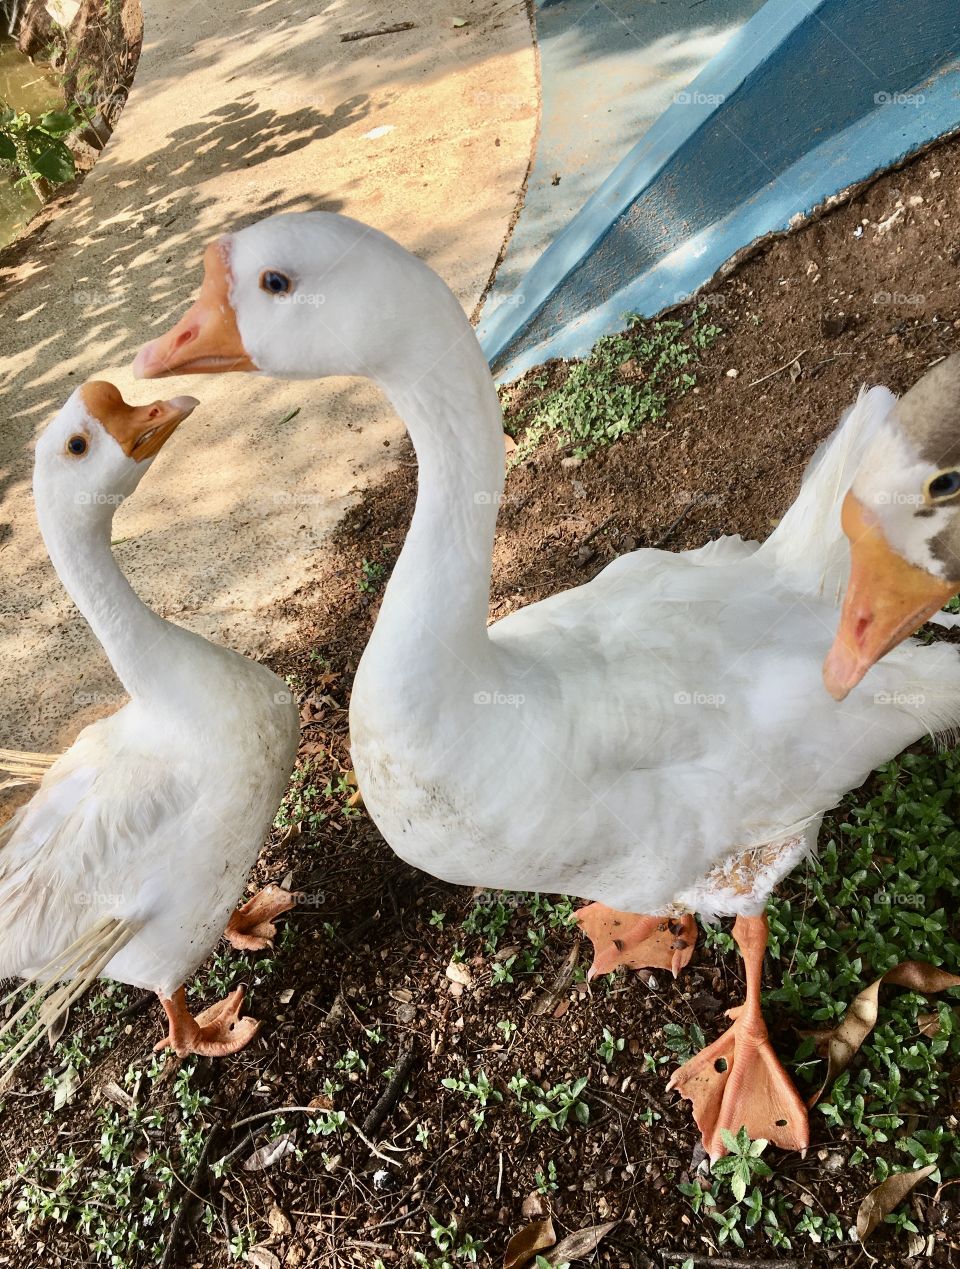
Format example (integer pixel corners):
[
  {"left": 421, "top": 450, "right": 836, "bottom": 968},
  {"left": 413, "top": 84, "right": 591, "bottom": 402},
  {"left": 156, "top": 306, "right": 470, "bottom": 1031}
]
[
  {"left": 225, "top": 883, "right": 299, "bottom": 951},
  {"left": 155, "top": 986, "right": 260, "bottom": 1058},
  {"left": 667, "top": 914, "right": 809, "bottom": 1160},
  {"left": 666, "top": 1005, "right": 809, "bottom": 1159},
  {"left": 576, "top": 904, "right": 697, "bottom": 979}
]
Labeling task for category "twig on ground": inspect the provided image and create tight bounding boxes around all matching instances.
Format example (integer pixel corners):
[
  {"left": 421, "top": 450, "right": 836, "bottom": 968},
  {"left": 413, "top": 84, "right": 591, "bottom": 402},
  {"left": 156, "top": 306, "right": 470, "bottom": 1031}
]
[
  {"left": 159, "top": 1118, "right": 225, "bottom": 1269},
  {"left": 747, "top": 348, "right": 811, "bottom": 388},
  {"left": 361, "top": 1044, "right": 420, "bottom": 1140},
  {"left": 340, "top": 21, "right": 415, "bottom": 41},
  {"left": 577, "top": 514, "right": 616, "bottom": 550},
  {"left": 662, "top": 1255, "right": 806, "bottom": 1268},
  {"left": 531, "top": 939, "right": 580, "bottom": 1016},
  {"left": 653, "top": 494, "right": 712, "bottom": 548}
]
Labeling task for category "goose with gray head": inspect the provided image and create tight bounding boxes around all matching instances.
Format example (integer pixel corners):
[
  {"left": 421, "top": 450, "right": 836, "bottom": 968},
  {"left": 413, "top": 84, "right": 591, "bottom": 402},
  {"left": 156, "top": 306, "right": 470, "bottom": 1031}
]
[
  {"left": 0, "top": 382, "right": 299, "bottom": 1079},
  {"left": 135, "top": 212, "right": 960, "bottom": 1159}
]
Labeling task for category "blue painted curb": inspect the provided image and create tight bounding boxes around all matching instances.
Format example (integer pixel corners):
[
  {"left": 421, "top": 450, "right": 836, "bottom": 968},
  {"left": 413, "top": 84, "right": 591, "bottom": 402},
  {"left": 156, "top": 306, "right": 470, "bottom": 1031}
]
[{"left": 480, "top": 0, "right": 960, "bottom": 382}]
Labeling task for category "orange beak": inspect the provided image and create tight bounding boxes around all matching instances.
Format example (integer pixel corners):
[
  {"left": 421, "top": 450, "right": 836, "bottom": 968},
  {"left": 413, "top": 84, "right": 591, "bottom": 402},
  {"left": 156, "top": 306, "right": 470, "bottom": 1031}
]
[
  {"left": 823, "top": 491, "right": 960, "bottom": 700},
  {"left": 80, "top": 381, "right": 199, "bottom": 460},
  {"left": 133, "top": 240, "right": 256, "bottom": 378}
]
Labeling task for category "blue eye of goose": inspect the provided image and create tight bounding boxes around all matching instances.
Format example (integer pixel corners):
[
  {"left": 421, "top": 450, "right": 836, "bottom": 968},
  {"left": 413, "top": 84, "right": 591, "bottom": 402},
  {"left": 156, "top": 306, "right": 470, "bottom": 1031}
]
[
  {"left": 67, "top": 435, "right": 88, "bottom": 456},
  {"left": 260, "top": 270, "right": 292, "bottom": 295},
  {"left": 928, "top": 470, "right": 960, "bottom": 500}
]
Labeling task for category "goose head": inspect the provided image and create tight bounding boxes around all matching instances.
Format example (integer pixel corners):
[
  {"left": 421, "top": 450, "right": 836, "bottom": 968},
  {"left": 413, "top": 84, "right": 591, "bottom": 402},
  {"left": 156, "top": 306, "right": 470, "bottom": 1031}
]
[
  {"left": 34, "top": 381, "right": 198, "bottom": 529},
  {"left": 132, "top": 212, "right": 458, "bottom": 386},
  {"left": 824, "top": 354, "right": 960, "bottom": 699}
]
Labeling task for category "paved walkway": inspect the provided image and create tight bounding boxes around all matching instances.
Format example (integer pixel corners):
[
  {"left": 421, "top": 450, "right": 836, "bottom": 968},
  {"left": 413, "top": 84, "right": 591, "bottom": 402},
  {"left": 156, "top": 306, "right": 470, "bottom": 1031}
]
[{"left": 0, "top": 0, "right": 536, "bottom": 749}]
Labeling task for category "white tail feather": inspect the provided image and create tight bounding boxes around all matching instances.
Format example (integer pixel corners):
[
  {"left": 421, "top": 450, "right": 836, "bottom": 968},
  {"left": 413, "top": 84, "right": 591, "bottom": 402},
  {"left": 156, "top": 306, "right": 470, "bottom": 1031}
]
[
  {"left": 0, "top": 748, "right": 59, "bottom": 789},
  {"left": 0, "top": 917, "right": 136, "bottom": 1087}
]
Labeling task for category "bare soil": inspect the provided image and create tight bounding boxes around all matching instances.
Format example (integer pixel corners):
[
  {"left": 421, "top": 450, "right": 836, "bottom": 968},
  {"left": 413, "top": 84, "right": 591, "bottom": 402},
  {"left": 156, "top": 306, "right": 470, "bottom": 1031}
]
[{"left": 3, "top": 134, "right": 960, "bottom": 1269}]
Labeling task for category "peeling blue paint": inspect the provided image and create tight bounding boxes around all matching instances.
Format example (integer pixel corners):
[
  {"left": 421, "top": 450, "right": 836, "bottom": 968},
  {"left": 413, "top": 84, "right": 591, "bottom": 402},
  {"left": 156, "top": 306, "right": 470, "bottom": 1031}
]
[{"left": 480, "top": 0, "right": 960, "bottom": 382}]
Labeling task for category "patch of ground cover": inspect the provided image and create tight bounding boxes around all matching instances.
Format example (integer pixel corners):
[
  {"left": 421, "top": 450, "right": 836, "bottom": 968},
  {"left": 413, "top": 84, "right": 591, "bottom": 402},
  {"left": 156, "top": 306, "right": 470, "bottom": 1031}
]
[{"left": 4, "top": 132, "right": 960, "bottom": 1267}]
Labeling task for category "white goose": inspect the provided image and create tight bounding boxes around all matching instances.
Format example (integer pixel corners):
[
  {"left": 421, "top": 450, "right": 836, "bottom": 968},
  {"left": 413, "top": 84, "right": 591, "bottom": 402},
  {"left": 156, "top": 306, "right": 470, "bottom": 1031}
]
[
  {"left": 0, "top": 382, "right": 299, "bottom": 1075},
  {"left": 135, "top": 213, "right": 960, "bottom": 1158}
]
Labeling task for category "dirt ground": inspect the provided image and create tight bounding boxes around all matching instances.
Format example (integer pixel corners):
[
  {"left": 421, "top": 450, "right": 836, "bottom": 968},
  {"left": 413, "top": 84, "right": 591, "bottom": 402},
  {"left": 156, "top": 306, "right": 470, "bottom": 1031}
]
[
  {"left": 0, "top": 0, "right": 537, "bottom": 753},
  {"left": 3, "top": 131, "right": 960, "bottom": 1269}
]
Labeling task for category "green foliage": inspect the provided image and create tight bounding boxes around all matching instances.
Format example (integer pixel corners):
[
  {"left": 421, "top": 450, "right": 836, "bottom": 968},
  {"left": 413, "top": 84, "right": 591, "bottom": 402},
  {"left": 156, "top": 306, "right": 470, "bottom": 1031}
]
[
  {"left": 441, "top": 1067, "right": 502, "bottom": 1129},
  {"left": 16, "top": 1059, "right": 212, "bottom": 1266},
  {"left": 507, "top": 1072, "right": 590, "bottom": 1131},
  {"left": 0, "top": 102, "right": 79, "bottom": 192},
  {"left": 500, "top": 307, "right": 721, "bottom": 460}
]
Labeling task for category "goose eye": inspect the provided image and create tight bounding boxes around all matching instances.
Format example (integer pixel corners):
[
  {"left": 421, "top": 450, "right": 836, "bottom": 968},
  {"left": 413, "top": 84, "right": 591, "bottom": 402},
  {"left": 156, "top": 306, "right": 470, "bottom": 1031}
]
[
  {"left": 66, "top": 434, "right": 88, "bottom": 457},
  {"left": 260, "top": 270, "right": 292, "bottom": 296},
  {"left": 926, "top": 470, "right": 960, "bottom": 503}
]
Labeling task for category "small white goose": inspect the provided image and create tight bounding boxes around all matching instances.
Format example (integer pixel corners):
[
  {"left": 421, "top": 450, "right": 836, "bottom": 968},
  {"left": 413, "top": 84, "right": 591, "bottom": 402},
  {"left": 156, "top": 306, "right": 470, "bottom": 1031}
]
[
  {"left": 135, "top": 213, "right": 960, "bottom": 1158},
  {"left": 0, "top": 382, "right": 299, "bottom": 1075}
]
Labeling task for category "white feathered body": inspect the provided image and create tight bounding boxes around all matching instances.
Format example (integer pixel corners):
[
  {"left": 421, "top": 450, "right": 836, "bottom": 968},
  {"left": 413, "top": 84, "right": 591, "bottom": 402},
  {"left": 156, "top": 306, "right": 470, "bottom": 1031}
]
[
  {"left": 351, "top": 386, "right": 960, "bottom": 916},
  {"left": 0, "top": 640, "right": 298, "bottom": 996}
]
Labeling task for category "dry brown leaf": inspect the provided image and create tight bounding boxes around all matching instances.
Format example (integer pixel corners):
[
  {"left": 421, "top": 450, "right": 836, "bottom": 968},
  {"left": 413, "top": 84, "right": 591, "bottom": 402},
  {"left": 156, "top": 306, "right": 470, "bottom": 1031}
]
[
  {"left": 267, "top": 1204, "right": 292, "bottom": 1237},
  {"left": 503, "top": 1216, "right": 556, "bottom": 1269},
  {"left": 521, "top": 1191, "right": 548, "bottom": 1221},
  {"left": 856, "top": 1165, "right": 936, "bottom": 1242},
  {"left": 247, "top": 1248, "right": 281, "bottom": 1269},
  {"left": 445, "top": 961, "right": 473, "bottom": 988},
  {"left": 243, "top": 1131, "right": 297, "bottom": 1172},
  {"left": 546, "top": 1220, "right": 617, "bottom": 1264},
  {"left": 809, "top": 962, "right": 960, "bottom": 1105}
]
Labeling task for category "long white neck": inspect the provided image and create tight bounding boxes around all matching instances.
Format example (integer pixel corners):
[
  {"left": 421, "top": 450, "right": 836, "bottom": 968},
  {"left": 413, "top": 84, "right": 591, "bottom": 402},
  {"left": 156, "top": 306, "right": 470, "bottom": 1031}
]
[
  {"left": 363, "top": 305, "right": 506, "bottom": 695},
  {"left": 36, "top": 499, "right": 177, "bottom": 702}
]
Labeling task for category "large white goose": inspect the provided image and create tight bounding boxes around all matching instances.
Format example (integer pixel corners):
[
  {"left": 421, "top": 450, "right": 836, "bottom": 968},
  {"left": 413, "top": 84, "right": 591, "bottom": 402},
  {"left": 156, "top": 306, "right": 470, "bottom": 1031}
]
[
  {"left": 134, "top": 213, "right": 960, "bottom": 1158},
  {"left": 0, "top": 382, "right": 299, "bottom": 1074}
]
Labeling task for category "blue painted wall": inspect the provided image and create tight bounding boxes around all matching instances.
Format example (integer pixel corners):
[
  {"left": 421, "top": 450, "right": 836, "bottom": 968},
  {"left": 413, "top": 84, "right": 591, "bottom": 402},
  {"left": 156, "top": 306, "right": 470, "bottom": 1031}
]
[{"left": 481, "top": 0, "right": 960, "bottom": 382}]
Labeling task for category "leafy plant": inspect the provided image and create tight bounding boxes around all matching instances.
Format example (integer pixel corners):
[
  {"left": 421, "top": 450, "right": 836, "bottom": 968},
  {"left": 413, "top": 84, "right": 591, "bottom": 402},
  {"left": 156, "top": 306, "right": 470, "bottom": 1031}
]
[{"left": 0, "top": 103, "right": 79, "bottom": 197}]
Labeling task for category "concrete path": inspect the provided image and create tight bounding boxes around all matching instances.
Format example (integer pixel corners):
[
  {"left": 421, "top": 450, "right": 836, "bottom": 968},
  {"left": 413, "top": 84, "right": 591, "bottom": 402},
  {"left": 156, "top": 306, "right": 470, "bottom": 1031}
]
[
  {"left": 484, "top": 0, "right": 765, "bottom": 312},
  {"left": 0, "top": 0, "right": 536, "bottom": 750}
]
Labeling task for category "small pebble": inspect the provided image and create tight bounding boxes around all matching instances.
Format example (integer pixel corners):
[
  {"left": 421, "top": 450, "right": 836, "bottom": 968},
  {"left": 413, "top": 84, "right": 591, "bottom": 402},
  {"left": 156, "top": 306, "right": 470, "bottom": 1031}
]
[{"left": 725, "top": 368, "right": 738, "bottom": 379}]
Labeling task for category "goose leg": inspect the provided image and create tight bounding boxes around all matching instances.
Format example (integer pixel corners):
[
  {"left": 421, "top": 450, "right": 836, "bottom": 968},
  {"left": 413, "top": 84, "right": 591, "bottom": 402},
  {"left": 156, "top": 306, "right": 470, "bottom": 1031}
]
[
  {"left": 154, "top": 985, "right": 260, "bottom": 1057},
  {"left": 576, "top": 903, "right": 697, "bottom": 978},
  {"left": 224, "top": 883, "right": 299, "bottom": 951},
  {"left": 666, "top": 914, "right": 809, "bottom": 1159}
]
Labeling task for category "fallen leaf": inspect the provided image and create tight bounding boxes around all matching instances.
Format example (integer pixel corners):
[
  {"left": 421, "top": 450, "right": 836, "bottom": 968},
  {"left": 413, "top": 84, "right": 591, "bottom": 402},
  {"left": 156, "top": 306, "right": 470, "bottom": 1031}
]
[
  {"left": 243, "top": 1131, "right": 297, "bottom": 1172},
  {"left": 247, "top": 1247, "right": 281, "bottom": 1269},
  {"left": 503, "top": 1216, "right": 556, "bottom": 1269},
  {"left": 788, "top": 357, "right": 803, "bottom": 382},
  {"left": 809, "top": 962, "right": 960, "bottom": 1104},
  {"left": 53, "top": 1064, "right": 79, "bottom": 1111},
  {"left": 856, "top": 1165, "right": 936, "bottom": 1242},
  {"left": 452, "top": 15, "right": 467, "bottom": 25},
  {"left": 521, "top": 1191, "right": 548, "bottom": 1221},
  {"left": 546, "top": 1220, "right": 617, "bottom": 1263},
  {"left": 267, "top": 1204, "right": 292, "bottom": 1237},
  {"left": 445, "top": 961, "right": 473, "bottom": 988},
  {"left": 100, "top": 1081, "right": 136, "bottom": 1111}
]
